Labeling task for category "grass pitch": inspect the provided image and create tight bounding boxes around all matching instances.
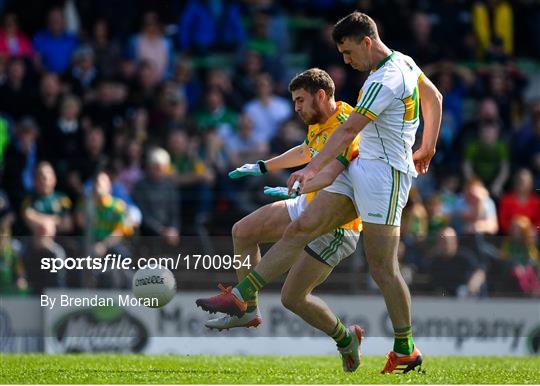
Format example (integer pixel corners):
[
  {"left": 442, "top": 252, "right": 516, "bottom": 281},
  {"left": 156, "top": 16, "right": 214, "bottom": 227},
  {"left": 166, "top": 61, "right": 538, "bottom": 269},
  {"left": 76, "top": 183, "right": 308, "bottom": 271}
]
[{"left": 1, "top": 354, "right": 539, "bottom": 384}]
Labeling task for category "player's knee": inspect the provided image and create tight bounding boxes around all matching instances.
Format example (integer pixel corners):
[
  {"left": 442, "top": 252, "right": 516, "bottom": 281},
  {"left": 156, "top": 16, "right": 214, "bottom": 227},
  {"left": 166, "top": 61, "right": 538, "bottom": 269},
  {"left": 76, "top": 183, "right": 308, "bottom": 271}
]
[
  {"left": 280, "top": 289, "right": 303, "bottom": 312},
  {"left": 284, "top": 218, "right": 316, "bottom": 244},
  {"left": 369, "top": 262, "right": 399, "bottom": 288},
  {"left": 232, "top": 218, "right": 258, "bottom": 242}
]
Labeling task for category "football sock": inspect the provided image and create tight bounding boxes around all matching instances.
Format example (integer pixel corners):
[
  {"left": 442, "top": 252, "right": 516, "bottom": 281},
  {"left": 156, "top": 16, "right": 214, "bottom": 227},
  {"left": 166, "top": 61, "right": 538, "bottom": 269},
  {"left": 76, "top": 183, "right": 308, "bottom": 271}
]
[
  {"left": 393, "top": 325, "right": 414, "bottom": 355},
  {"left": 330, "top": 319, "right": 352, "bottom": 347},
  {"left": 235, "top": 271, "right": 266, "bottom": 301},
  {"left": 246, "top": 298, "right": 258, "bottom": 313}
]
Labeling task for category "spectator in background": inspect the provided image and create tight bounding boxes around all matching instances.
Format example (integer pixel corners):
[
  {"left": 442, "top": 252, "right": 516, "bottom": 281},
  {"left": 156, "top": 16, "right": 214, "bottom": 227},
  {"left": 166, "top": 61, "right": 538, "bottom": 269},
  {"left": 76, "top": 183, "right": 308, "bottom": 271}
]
[
  {"left": 128, "top": 11, "right": 173, "bottom": 82},
  {"left": 132, "top": 148, "right": 180, "bottom": 246},
  {"left": 472, "top": 0, "right": 513, "bottom": 59},
  {"left": 463, "top": 123, "right": 510, "bottom": 198},
  {"left": 400, "top": 12, "right": 441, "bottom": 66},
  {"left": 0, "top": 12, "right": 34, "bottom": 60},
  {"left": 500, "top": 216, "right": 540, "bottom": 296},
  {"left": 47, "top": 95, "right": 83, "bottom": 179},
  {"left": 195, "top": 88, "right": 237, "bottom": 139},
  {"left": 33, "top": 8, "right": 78, "bottom": 75},
  {"left": 499, "top": 169, "right": 540, "bottom": 234},
  {"left": 424, "top": 61, "right": 475, "bottom": 170},
  {"left": 0, "top": 191, "right": 28, "bottom": 295},
  {"left": 426, "top": 227, "right": 487, "bottom": 297},
  {"left": 309, "top": 24, "right": 344, "bottom": 69},
  {"left": 455, "top": 178, "right": 498, "bottom": 235},
  {"left": 244, "top": 8, "right": 285, "bottom": 81},
  {"left": 162, "top": 92, "right": 198, "bottom": 139},
  {"left": 67, "top": 46, "right": 98, "bottom": 97},
  {"left": 129, "top": 60, "right": 160, "bottom": 109},
  {"left": 22, "top": 161, "right": 73, "bottom": 237},
  {"left": 513, "top": 99, "right": 540, "bottom": 168},
  {"left": 0, "top": 57, "right": 32, "bottom": 120},
  {"left": 425, "top": 194, "right": 449, "bottom": 235},
  {"left": 76, "top": 170, "right": 132, "bottom": 288},
  {"left": 68, "top": 126, "right": 108, "bottom": 198},
  {"left": 32, "top": 73, "right": 62, "bottom": 138},
  {"left": 402, "top": 187, "right": 428, "bottom": 237},
  {"left": 232, "top": 50, "right": 264, "bottom": 107},
  {"left": 171, "top": 60, "right": 201, "bottom": 112},
  {"left": 168, "top": 130, "right": 214, "bottom": 226},
  {"left": 83, "top": 78, "right": 126, "bottom": 148},
  {"left": 115, "top": 140, "right": 144, "bottom": 194},
  {"left": 3, "top": 117, "right": 41, "bottom": 212},
  {"left": 206, "top": 69, "right": 242, "bottom": 112},
  {"left": 177, "top": 0, "right": 246, "bottom": 54},
  {"left": 226, "top": 114, "right": 268, "bottom": 167},
  {"left": 90, "top": 18, "right": 122, "bottom": 79},
  {"left": 243, "top": 73, "right": 291, "bottom": 144},
  {"left": 270, "top": 117, "right": 306, "bottom": 156}
]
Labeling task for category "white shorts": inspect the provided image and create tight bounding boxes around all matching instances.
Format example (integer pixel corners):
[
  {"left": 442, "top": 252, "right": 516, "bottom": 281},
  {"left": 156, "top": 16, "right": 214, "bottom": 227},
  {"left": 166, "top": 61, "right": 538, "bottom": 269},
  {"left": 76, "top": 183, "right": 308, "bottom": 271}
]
[
  {"left": 325, "top": 158, "right": 412, "bottom": 226},
  {"left": 285, "top": 195, "right": 359, "bottom": 267}
]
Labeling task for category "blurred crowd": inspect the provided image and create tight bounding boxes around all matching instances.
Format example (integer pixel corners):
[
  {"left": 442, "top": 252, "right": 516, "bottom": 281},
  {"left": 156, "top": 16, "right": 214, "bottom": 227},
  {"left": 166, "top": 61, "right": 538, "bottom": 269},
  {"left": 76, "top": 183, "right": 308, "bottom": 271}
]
[{"left": 0, "top": 0, "right": 539, "bottom": 298}]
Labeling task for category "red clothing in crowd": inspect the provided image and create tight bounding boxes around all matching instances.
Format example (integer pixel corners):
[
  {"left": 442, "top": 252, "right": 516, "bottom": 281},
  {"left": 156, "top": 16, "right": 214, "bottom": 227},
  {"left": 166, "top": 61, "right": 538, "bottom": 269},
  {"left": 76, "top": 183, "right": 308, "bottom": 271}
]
[
  {"left": 498, "top": 193, "right": 540, "bottom": 233},
  {"left": 0, "top": 29, "right": 34, "bottom": 58}
]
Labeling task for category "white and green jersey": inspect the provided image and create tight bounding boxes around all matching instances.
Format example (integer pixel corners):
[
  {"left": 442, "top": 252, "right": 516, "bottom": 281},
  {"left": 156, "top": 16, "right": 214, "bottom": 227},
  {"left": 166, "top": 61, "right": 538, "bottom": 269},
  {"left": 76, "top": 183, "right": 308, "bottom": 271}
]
[{"left": 354, "top": 50, "right": 424, "bottom": 177}]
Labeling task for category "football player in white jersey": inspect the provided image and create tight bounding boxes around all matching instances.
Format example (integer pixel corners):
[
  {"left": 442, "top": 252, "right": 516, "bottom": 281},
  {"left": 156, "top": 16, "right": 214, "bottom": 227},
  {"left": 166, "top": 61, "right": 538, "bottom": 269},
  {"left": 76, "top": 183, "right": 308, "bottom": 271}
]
[
  {"left": 288, "top": 11, "right": 442, "bottom": 373},
  {"left": 196, "top": 11, "right": 442, "bottom": 374}
]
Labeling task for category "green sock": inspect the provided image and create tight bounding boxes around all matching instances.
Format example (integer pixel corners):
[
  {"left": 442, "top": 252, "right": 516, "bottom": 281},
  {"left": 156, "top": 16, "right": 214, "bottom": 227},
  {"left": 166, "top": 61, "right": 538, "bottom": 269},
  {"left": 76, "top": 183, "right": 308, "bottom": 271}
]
[
  {"left": 246, "top": 297, "right": 258, "bottom": 313},
  {"left": 330, "top": 319, "right": 352, "bottom": 347},
  {"left": 235, "top": 272, "right": 266, "bottom": 301},
  {"left": 393, "top": 326, "right": 414, "bottom": 355}
]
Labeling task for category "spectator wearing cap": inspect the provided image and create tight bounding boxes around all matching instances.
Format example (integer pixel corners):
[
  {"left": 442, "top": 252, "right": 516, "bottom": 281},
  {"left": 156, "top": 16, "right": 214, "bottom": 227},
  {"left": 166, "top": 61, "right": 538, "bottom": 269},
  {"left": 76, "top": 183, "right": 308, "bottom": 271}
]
[
  {"left": 499, "top": 169, "right": 540, "bottom": 234},
  {"left": 3, "top": 117, "right": 41, "bottom": 211},
  {"left": 0, "top": 12, "right": 34, "bottom": 60},
  {"left": 132, "top": 148, "right": 180, "bottom": 246},
  {"left": 33, "top": 8, "right": 79, "bottom": 75}
]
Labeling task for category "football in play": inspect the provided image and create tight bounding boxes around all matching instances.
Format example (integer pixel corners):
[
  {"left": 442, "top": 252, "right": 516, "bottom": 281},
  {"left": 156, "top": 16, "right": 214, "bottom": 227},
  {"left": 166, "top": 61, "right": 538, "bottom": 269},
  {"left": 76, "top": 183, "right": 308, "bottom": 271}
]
[{"left": 132, "top": 267, "right": 176, "bottom": 308}]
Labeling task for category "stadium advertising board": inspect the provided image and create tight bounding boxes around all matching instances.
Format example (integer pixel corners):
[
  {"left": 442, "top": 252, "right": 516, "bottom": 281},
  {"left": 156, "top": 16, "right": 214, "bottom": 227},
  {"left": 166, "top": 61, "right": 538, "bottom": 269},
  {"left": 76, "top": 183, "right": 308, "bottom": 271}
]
[
  {"left": 0, "top": 297, "right": 42, "bottom": 352},
  {"left": 43, "top": 290, "right": 540, "bottom": 355}
]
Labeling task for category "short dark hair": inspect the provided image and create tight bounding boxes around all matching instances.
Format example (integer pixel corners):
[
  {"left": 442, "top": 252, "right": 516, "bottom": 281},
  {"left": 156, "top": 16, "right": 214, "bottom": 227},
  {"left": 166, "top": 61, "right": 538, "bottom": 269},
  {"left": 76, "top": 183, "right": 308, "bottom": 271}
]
[
  {"left": 288, "top": 68, "right": 335, "bottom": 98},
  {"left": 332, "top": 11, "right": 378, "bottom": 44}
]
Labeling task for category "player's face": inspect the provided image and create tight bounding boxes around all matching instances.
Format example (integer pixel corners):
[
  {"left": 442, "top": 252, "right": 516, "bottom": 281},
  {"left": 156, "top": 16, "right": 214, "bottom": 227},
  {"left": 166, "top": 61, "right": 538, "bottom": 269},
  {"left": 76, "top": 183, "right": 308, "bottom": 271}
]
[
  {"left": 337, "top": 37, "right": 371, "bottom": 71},
  {"left": 291, "top": 89, "right": 323, "bottom": 125}
]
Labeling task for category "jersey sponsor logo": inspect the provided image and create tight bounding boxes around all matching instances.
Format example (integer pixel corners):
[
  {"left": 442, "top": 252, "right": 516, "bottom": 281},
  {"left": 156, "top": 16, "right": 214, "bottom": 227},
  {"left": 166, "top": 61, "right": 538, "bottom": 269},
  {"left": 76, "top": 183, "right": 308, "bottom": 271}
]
[{"left": 368, "top": 212, "right": 383, "bottom": 218}]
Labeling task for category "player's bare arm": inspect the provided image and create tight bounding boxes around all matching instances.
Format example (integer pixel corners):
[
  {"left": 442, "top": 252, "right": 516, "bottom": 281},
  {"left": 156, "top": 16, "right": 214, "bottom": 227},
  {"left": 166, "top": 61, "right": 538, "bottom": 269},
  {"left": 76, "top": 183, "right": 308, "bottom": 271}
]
[
  {"left": 413, "top": 75, "right": 443, "bottom": 174},
  {"left": 287, "top": 112, "right": 370, "bottom": 193},
  {"left": 300, "top": 159, "right": 346, "bottom": 194},
  {"left": 266, "top": 142, "right": 312, "bottom": 171}
]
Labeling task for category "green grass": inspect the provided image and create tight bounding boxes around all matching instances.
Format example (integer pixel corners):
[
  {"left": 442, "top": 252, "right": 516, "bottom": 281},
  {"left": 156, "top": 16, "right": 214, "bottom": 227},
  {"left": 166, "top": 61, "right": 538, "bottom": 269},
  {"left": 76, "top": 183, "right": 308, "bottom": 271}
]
[{"left": 1, "top": 355, "right": 539, "bottom": 384}]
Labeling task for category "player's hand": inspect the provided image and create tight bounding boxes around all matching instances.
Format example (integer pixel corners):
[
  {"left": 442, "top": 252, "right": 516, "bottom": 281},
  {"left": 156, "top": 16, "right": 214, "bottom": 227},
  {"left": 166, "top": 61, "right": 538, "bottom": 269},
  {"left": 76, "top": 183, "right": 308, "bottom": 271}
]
[
  {"left": 412, "top": 146, "right": 436, "bottom": 175},
  {"left": 263, "top": 186, "right": 298, "bottom": 200},
  {"left": 287, "top": 167, "right": 316, "bottom": 195},
  {"left": 228, "top": 161, "right": 267, "bottom": 179}
]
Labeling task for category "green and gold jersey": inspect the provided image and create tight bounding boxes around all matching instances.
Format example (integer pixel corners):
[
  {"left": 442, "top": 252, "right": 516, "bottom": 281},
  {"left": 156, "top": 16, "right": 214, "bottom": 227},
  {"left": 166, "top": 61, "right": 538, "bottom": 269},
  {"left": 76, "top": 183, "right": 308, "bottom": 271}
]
[
  {"left": 304, "top": 101, "right": 362, "bottom": 232},
  {"left": 22, "top": 191, "right": 72, "bottom": 216}
]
